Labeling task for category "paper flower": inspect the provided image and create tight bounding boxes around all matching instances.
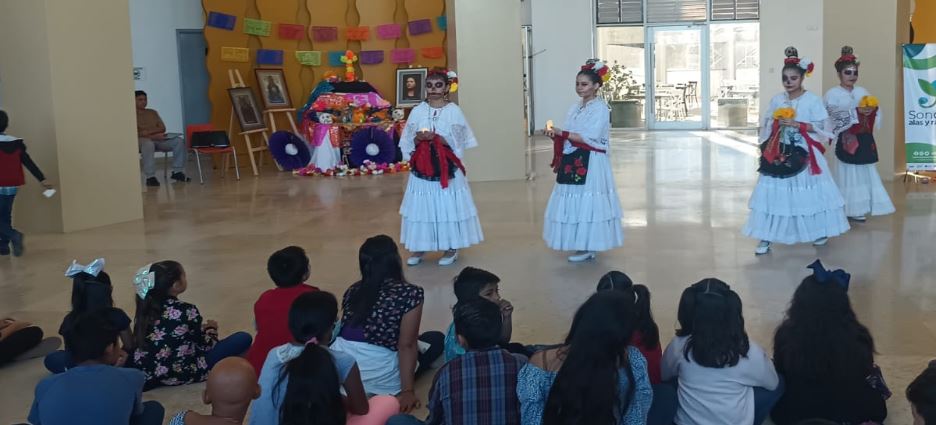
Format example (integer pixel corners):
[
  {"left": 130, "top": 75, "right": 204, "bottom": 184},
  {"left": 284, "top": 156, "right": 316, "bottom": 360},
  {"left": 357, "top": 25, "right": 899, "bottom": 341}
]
[
  {"left": 773, "top": 107, "right": 796, "bottom": 120},
  {"left": 859, "top": 95, "right": 879, "bottom": 108}
]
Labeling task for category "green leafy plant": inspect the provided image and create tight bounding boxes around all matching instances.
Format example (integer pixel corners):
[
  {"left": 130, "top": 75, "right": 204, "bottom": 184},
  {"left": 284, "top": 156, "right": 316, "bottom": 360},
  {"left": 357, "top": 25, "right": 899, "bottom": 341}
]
[{"left": 599, "top": 61, "right": 638, "bottom": 102}]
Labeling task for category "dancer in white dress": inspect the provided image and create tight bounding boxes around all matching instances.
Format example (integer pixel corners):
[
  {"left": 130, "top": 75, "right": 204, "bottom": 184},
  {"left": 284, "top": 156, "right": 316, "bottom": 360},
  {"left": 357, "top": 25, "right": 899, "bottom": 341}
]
[
  {"left": 744, "top": 47, "right": 850, "bottom": 255},
  {"left": 543, "top": 59, "right": 624, "bottom": 262},
  {"left": 398, "top": 68, "right": 483, "bottom": 266},
  {"left": 824, "top": 46, "right": 895, "bottom": 221}
]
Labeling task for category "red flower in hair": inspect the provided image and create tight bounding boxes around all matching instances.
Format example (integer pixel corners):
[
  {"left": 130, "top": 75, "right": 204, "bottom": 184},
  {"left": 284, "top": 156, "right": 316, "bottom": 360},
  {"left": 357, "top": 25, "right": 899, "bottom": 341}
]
[
  {"left": 806, "top": 63, "right": 815, "bottom": 74},
  {"left": 784, "top": 57, "right": 801, "bottom": 65}
]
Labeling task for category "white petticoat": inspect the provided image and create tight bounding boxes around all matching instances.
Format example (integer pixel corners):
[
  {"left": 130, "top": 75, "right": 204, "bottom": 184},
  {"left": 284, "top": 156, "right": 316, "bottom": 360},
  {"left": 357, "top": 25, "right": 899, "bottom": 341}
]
[
  {"left": 833, "top": 161, "right": 896, "bottom": 217},
  {"left": 743, "top": 153, "right": 850, "bottom": 245},
  {"left": 399, "top": 170, "right": 483, "bottom": 252},
  {"left": 543, "top": 152, "right": 624, "bottom": 252},
  {"left": 310, "top": 145, "right": 341, "bottom": 171}
]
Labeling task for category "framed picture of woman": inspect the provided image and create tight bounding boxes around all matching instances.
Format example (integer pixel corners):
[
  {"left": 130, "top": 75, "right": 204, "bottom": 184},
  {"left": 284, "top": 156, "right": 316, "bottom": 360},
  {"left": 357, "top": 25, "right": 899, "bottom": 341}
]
[
  {"left": 396, "top": 68, "right": 428, "bottom": 108},
  {"left": 228, "top": 87, "right": 266, "bottom": 132},
  {"left": 254, "top": 69, "right": 292, "bottom": 110}
]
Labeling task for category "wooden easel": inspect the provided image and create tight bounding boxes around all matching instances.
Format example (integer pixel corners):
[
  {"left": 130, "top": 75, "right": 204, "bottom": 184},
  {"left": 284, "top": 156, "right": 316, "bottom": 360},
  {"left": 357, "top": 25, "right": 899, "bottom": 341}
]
[
  {"left": 228, "top": 69, "right": 280, "bottom": 176},
  {"left": 264, "top": 108, "right": 301, "bottom": 135}
]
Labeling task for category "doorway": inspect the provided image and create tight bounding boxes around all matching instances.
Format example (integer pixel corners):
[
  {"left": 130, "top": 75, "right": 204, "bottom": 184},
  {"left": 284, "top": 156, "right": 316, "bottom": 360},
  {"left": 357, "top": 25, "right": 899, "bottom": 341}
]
[
  {"left": 647, "top": 26, "right": 707, "bottom": 129},
  {"left": 176, "top": 30, "right": 212, "bottom": 132}
]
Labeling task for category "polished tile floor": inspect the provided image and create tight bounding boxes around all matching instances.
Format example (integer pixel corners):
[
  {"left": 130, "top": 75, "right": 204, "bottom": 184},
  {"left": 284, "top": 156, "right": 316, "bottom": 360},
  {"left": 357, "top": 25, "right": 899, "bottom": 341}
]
[{"left": 2, "top": 131, "right": 934, "bottom": 424}]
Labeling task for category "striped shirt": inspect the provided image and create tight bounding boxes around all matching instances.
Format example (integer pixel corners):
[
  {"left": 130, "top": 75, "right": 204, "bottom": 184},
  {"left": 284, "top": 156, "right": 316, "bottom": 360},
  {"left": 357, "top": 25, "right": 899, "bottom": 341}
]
[{"left": 425, "top": 347, "right": 525, "bottom": 425}]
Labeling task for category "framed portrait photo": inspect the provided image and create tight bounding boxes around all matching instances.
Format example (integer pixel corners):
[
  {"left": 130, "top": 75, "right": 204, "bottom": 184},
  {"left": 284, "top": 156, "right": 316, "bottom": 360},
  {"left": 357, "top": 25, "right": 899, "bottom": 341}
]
[
  {"left": 255, "top": 69, "right": 292, "bottom": 110},
  {"left": 228, "top": 87, "right": 266, "bottom": 132},
  {"left": 396, "top": 68, "right": 428, "bottom": 108}
]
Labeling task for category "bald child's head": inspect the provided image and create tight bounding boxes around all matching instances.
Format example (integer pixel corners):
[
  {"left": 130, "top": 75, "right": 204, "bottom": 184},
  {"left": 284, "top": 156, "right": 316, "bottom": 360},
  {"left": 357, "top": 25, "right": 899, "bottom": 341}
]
[{"left": 203, "top": 357, "right": 260, "bottom": 416}]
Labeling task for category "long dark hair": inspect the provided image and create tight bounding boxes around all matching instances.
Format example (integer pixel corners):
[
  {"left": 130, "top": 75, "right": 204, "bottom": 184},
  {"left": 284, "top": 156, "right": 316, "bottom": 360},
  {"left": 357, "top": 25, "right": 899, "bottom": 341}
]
[
  {"left": 132, "top": 261, "right": 184, "bottom": 349},
  {"left": 70, "top": 271, "right": 114, "bottom": 315},
  {"left": 773, "top": 275, "right": 875, "bottom": 382},
  {"left": 597, "top": 271, "right": 660, "bottom": 350},
  {"left": 543, "top": 291, "right": 637, "bottom": 425},
  {"left": 345, "top": 235, "right": 405, "bottom": 327},
  {"left": 275, "top": 292, "right": 344, "bottom": 425},
  {"left": 676, "top": 278, "right": 750, "bottom": 368}
]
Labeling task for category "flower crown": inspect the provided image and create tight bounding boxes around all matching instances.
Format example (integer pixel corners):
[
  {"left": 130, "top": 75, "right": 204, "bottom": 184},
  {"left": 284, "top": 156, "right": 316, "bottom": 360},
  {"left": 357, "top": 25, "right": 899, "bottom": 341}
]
[
  {"left": 428, "top": 68, "right": 459, "bottom": 93},
  {"left": 784, "top": 56, "right": 814, "bottom": 77},
  {"left": 581, "top": 59, "right": 612, "bottom": 83}
]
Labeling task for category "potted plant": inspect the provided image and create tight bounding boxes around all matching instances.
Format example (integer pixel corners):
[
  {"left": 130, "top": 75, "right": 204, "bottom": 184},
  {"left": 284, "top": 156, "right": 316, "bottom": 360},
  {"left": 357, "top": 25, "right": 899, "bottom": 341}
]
[{"left": 600, "top": 62, "right": 641, "bottom": 128}]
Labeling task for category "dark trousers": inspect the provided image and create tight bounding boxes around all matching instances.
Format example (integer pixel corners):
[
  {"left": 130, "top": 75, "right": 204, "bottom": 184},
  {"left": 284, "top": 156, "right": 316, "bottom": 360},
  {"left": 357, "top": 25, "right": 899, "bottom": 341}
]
[
  {"left": 132, "top": 401, "right": 165, "bottom": 425},
  {"left": 206, "top": 331, "right": 253, "bottom": 368},
  {"left": 0, "top": 193, "right": 17, "bottom": 244},
  {"left": 0, "top": 326, "right": 42, "bottom": 366},
  {"left": 416, "top": 331, "right": 445, "bottom": 376}
]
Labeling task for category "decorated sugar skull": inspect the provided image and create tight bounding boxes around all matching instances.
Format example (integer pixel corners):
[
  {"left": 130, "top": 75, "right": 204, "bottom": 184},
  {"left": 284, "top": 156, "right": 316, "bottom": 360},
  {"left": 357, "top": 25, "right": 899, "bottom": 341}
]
[
  {"left": 318, "top": 112, "right": 334, "bottom": 124},
  {"left": 392, "top": 108, "right": 405, "bottom": 121}
]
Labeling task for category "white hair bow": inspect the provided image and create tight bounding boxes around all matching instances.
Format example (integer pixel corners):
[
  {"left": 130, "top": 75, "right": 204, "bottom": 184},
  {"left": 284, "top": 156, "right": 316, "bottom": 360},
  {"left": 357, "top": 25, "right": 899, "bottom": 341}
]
[
  {"left": 64, "top": 258, "right": 106, "bottom": 277},
  {"left": 133, "top": 264, "right": 156, "bottom": 299}
]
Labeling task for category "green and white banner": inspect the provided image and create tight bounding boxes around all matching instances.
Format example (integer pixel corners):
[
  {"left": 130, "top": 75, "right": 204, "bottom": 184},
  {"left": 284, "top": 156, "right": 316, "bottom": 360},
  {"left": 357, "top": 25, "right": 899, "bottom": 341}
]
[{"left": 904, "top": 44, "right": 936, "bottom": 171}]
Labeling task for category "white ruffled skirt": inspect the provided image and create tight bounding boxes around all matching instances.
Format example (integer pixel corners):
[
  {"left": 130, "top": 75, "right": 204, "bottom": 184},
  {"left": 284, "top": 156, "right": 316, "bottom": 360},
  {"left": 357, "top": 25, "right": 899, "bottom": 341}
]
[
  {"left": 834, "top": 161, "right": 896, "bottom": 217},
  {"left": 543, "top": 152, "right": 624, "bottom": 252},
  {"left": 399, "top": 170, "right": 483, "bottom": 252},
  {"left": 743, "top": 152, "right": 850, "bottom": 245}
]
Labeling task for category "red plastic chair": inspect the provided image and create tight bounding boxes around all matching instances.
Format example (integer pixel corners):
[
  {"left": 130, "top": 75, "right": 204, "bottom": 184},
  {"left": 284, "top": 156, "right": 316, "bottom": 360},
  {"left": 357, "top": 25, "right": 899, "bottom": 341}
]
[{"left": 185, "top": 124, "right": 241, "bottom": 184}]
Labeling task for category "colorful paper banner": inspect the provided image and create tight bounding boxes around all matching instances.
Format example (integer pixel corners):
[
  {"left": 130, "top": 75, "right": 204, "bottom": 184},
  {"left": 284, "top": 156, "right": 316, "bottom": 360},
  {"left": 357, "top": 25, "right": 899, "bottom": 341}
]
[
  {"left": 221, "top": 47, "right": 250, "bottom": 63},
  {"left": 376, "top": 23, "right": 401, "bottom": 40},
  {"left": 207, "top": 12, "right": 237, "bottom": 30},
  {"left": 328, "top": 51, "right": 346, "bottom": 67},
  {"left": 346, "top": 27, "right": 371, "bottom": 41},
  {"left": 244, "top": 18, "right": 272, "bottom": 36},
  {"left": 436, "top": 16, "right": 447, "bottom": 31},
  {"left": 257, "top": 49, "right": 284, "bottom": 65},
  {"left": 408, "top": 19, "right": 433, "bottom": 36},
  {"left": 312, "top": 26, "right": 338, "bottom": 42},
  {"left": 296, "top": 51, "right": 322, "bottom": 66},
  {"left": 421, "top": 46, "right": 444, "bottom": 59},
  {"left": 278, "top": 23, "right": 305, "bottom": 40},
  {"left": 360, "top": 50, "right": 385, "bottom": 65},
  {"left": 391, "top": 48, "right": 416, "bottom": 64}
]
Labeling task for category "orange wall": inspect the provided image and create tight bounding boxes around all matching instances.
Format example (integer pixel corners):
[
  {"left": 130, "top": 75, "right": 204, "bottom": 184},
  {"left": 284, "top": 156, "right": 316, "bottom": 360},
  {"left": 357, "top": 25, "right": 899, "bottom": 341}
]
[
  {"left": 914, "top": 0, "right": 936, "bottom": 42},
  {"left": 203, "top": 0, "right": 447, "bottom": 137}
]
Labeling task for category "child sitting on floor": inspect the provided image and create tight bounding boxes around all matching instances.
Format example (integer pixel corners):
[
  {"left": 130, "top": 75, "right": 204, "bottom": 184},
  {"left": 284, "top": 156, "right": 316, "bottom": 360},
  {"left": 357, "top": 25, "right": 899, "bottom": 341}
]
[
  {"left": 129, "top": 260, "right": 253, "bottom": 390},
  {"left": 168, "top": 357, "right": 260, "bottom": 424},
  {"left": 28, "top": 309, "right": 165, "bottom": 425},
  {"left": 388, "top": 298, "right": 527, "bottom": 425},
  {"left": 908, "top": 361, "right": 936, "bottom": 425},
  {"left": 250, "top": 291, "right": 399, "bottom": 425},
  {"left": 45, "top": 258, "right": 133, "bottom": 373},
  {"left": 245, "top": 246, "right": 319, "bottom": 374},
  {"left": 444, "top": 266, "right": 527, "bottom": 361},
  {"left": 0, "top": 317, "right": 55, "bottom": 367}
]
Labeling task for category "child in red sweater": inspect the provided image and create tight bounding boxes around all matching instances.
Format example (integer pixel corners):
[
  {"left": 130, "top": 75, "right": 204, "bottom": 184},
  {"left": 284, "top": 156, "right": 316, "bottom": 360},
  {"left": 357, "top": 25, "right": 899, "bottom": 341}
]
[
  {"left": 245, "top": 246, "right": 319, "bottom": 373},
  {"left": 0, "top": 110, "right": 53, "bottom": 257}
]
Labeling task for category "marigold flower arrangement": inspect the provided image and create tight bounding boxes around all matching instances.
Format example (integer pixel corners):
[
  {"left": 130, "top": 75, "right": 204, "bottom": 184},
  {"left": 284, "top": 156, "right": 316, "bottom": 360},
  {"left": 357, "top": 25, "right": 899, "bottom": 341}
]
[
  {"left": 773, "top": 107, "right": 796, "bottom": 120},
  {"left": 859, "top": 95, "right": 879, "bottom": 108}
]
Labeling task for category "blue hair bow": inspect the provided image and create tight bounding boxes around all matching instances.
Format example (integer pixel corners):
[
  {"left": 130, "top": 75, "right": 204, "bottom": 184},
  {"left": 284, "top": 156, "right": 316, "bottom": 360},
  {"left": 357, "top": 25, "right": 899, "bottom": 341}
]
[
  {"left": 807, "top": 259, "right": 850, "bottom": 291},
  {"left": 64, "top": 258, "right": 105, "bottom": 278}
]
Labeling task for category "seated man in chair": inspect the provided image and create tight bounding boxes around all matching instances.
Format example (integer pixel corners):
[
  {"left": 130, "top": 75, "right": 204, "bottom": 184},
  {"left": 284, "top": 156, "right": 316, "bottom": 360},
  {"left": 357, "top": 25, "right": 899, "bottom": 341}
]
[{"left": 135, "top": 90, "right": 190, "bottom": 187}]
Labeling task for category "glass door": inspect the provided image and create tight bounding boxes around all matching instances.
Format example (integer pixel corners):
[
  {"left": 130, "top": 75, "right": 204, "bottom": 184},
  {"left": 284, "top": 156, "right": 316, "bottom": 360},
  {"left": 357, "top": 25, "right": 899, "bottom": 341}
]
[{"left": 647, "top": 26, "right": 709, "bottom": 129}]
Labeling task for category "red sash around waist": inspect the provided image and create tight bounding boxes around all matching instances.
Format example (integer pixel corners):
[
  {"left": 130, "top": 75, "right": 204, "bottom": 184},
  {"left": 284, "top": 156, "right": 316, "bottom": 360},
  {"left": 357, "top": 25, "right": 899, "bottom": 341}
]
[
  {"left": 762, "top": 121, "right": 826, "bottom": 175},
  {"left": 411, "top": 135, "right": 466, "bottom": 189},
  {"left": 550, "top": 131, "right": 606, "bottom": 171}
]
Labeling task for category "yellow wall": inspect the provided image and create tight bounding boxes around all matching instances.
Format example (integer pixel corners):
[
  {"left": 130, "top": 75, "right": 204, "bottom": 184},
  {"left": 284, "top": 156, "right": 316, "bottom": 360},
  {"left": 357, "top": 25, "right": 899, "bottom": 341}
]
[
  {"left": 203, "top": 0, "right": 448, "bottom": 136},
  {"left": 449, "top": 0, "right": 526, "bottom": 181},
  {"left": 825, "top": 0, "right": 912, "bottom": 178},
  {"left": 0, "top": 0, "right": 143, "bottom": 233},
  {"left": 759, "top": 0, "right": 824, "bottom": 117}
]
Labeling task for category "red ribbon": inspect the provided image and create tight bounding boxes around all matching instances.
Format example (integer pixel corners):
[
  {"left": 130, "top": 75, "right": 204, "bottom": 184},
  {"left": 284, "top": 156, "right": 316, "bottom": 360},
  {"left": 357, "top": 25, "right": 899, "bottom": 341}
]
[
  {"left": 550, "top": 132, "right": 606, "bottom": 172},
  {"left": 762, "top": 120, "right": 825, "bottom": 175},
  {"left": 849, "top": 107, "right": 877, "bottom": 135},
  {"left": 412, "top": 135, "right": 465, "bottom": 189}
]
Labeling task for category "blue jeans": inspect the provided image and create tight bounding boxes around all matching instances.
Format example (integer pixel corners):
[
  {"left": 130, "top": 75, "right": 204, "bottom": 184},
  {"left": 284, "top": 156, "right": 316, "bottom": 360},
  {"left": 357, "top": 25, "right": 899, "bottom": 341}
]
[
  {"left": 648, "top": 383, "right": 678, "bottom": 425},
  {"left": 753, "top": 376, "right": 785, "bottom": 425},
  {"left": 132, "top": 401, "right": 165, "bottom": 425},
  {"left": 0, "top": 193, "right": 17, "bottom": 244},
  {"left": 206, "top": 331, "right": 253, "bottom": 368},
  {"left": 386, "top": 414, "right": 425, "bottom": 425},
  {"left": 44, "top": 350, "right": 74, "bottom": 373}
]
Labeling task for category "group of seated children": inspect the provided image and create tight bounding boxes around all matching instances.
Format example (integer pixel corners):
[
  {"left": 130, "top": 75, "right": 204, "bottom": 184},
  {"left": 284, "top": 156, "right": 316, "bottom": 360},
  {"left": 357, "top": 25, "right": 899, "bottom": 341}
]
[{"left": 13, "top": 234, "right": 936, "bottom": 425}]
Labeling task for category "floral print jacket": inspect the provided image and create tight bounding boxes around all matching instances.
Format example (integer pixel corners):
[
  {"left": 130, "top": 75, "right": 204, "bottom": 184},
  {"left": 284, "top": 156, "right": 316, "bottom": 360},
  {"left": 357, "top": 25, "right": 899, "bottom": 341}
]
[{"left": 130, "top": 298, "right": 217, "bottom": 387}]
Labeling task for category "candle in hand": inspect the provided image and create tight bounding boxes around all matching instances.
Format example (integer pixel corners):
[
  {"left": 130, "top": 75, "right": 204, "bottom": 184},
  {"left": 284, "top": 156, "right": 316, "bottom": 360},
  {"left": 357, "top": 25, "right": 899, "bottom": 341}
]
[{"left": 546, "top": 120, "right": 554, "bottom": 131}]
